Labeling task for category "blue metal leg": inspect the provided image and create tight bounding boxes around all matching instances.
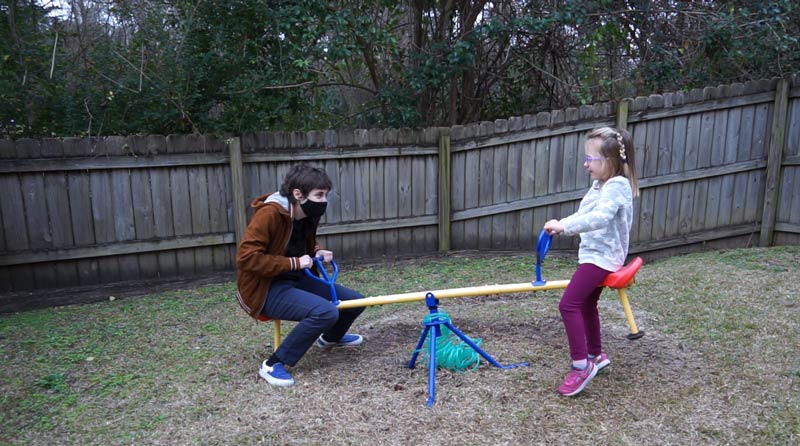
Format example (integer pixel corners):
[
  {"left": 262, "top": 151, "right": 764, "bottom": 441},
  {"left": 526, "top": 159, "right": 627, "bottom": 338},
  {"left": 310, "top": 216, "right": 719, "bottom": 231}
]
[
  {"left": 426, "top": 326, "right": 437, "bottom": 407},
  {"left": 408, "top": 325, "right": 430, "bottom": 369}
]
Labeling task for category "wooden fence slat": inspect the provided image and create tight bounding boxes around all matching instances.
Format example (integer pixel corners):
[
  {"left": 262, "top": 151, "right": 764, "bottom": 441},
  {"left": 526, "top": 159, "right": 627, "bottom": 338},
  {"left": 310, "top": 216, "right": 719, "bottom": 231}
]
[
  {"left": 462, "top": 149, "right": 480, "bottom": 249},
  {"left": 718, "top": 107, "right": 742, "bottom": 226},
  {"left": 397, "top": 157, "right": 413, "bottom": 254},
  {"left": 761, "top": 78, "right": 791, "bottom": 246},
  {"left": 169, "top": 167, "right": 194, "bottom": 276},
  {"left": 477, "top": 146, "right": 494, "bottom": 250},
  {"left": 188, "top": 165, "right": 213, "bottom": 272},
  {"left": 424, "top": 155, "right": 438, "bottom": 252},
  {"left": 130, "top": 169, "right": 159, "bottom": 279},
  {"left": 530, "top": 137, "right": 548, "bottom": 249},
  {"left": 665, "top": 116, "right": 686, "bottom": 238},
  {"left": 111, "top": 169, "right": 140, "bottom": 280},
  {"left": 505, "top": 141, "right": 522, "bottom": 248},
  {"left": 369, "top": 157, "right": 386, "bottom": 255},
  {"left": 450, "top": 151, "right": 465, "bottom": 249},
  {"left": 208, "top": 165, "right": 232, "bottom": 271},
  {"left": 491, "top": 144, "right": 508, "bottom": 249},
  {"left": 731, "top": 106, "right": 754, "bottom": 225},
  {"left": 43, "top": 171, "right": 78, "bottom": 285},
  {"left": 382, "top": 157, "right": 399, "bottom": 253},
  {"left": 90, "top": 171, "right": 121, "bottom": 282},
  {"left": 651, "top": 117, "right": 673, "bottom": 240},
  {"left": 678, "top": 115, "right": 701, "bottom": 235},
  {"left": 0, "top": 173, "right": 35, "bottom": 290},
  {"left": 637, "top": 120, "right": 660, "bottom": 243},
  {"left": 339, "top": 159, "right": 357, "bottom": 256}
]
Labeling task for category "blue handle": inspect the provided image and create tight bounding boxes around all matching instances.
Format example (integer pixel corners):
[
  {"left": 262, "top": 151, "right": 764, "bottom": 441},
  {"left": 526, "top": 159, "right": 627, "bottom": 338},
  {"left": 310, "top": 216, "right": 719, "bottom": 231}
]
[
  {"left": 303, "top": 257, "right": 339, "bottom": 305},
  {"left": 533, "top": 229, "right": 551, "bottom": 286}
]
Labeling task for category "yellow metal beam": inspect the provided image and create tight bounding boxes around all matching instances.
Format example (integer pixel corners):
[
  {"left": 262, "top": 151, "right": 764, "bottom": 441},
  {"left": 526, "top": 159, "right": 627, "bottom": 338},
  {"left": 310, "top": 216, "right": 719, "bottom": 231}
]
[{"left": 335, "top": 280, "right": 572, "bottom": 309}]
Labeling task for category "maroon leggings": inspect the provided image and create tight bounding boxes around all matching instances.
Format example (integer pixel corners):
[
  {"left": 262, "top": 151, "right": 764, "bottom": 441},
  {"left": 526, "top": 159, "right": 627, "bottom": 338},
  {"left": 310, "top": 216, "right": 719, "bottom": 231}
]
[{"left": 559, "top": 263, "right": 611, "bottom": 361}]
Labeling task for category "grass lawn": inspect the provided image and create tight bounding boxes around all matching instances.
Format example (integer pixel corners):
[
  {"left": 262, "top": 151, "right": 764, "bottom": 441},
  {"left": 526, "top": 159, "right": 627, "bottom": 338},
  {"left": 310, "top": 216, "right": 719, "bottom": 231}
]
[{"left": 1, "top": 246, "right": 799, "bottom": 445}]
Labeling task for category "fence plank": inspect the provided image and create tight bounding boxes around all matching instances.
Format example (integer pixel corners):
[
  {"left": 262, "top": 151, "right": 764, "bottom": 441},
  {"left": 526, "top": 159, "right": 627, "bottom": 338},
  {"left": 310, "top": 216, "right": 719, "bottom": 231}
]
[
  {"left": 207, "top": 165, "right": 232, "bottom": 271},
  {"left": 637, "top": 119, "right": 660, "bottom": 242},
  {"left": 547, "top": 132, "right": 564, "bottom": 247},
  {"left": 397, "top": 157, "right": 414, "bottom": 254},
  {"left": 369, "top": 158, "right": 386, "bottom": 255},
  {"left": 651, "top": 118, "right": 673, "bottom": 240},
  {"left": 0, "top": 173, "right": 34, "bottom": 290},
  {"left": 731, "top": 106, "right": 753, "bottom": 225},
  {"left": 382, "top": 157, "right": 399, "bottom": 253},
  {"left": 424, "top": 155, "right": 438, "bottom": 251},
  {"left": 411, "top": 156, "right": 426, "bottom": 253},
  {"left": 463, "top": 148, "right": 479, "bottom": 249},
  {"left": 170, "top": 167, "right": 195, "bottom": 276},
  {"left": 188, "top": 165, "right": 213, "bottom": 273},
  {"left": 450, "top": 151, "right": 465, "bottom": 249},
  {"left": 530, "top": 137, "right": 547, "bottom": 249},
  {"left": 718, "top": 107, "right": 742, "bottom": 226},
  {"left": 761, "top": 78, "right": 791, "bottom": 246},
  {"left": 111, "top": 169, "right": 140, "bottom": 280},
  {"left": 678, "top": 115, "right": 701, "bottom": 235},
  {"left": 703, "top": 109, "right": 728, "bottom": 231},
  {"left": 130, "top": 169, "right": 159, "bottom": 278},
  {"left": 90, "top": 171, "right": 121, "bottom": 282},
  {"left": 491, "top": 144, "right": 508, "bottom": 249},
  {"left": 478, "top": 146, "right": 493, "bottom": 250},
  {"left": 665, "top": 116, "right": 686, "bottom": 238},
  {"left": 505, "top": 141, "right": 522, "bottom": 248}
]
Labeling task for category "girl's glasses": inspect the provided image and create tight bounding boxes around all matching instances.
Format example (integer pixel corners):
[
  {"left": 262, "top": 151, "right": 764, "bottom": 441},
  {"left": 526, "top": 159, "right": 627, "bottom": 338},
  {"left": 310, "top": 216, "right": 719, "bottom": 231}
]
[{"left": 584, "top": 156, "right": 605, "bottom": 163}]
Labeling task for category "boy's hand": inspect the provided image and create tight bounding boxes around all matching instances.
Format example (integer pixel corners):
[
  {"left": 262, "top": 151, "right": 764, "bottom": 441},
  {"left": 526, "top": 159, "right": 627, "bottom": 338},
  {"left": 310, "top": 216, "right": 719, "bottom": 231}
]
[
  {"left": 299, "top": 255, "right": 314, "bottom": 269},
  {"left": 543, "top": 220, "right": 565, "bottom": 236},
  {"left": 315, "top": 250, "right": 334, "bottom": 263}
]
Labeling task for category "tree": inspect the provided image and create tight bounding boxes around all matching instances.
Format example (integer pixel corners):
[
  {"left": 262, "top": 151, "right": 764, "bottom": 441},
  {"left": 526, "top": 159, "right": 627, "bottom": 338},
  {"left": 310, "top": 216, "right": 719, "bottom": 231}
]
[{"left": 1, "top": 0, "right": 799, "bottom": 137}]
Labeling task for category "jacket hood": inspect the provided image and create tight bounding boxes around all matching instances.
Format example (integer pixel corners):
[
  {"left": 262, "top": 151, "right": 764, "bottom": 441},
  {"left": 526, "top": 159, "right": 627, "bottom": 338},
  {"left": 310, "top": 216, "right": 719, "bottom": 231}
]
[{"left": 251, "top": 192, "right": 291, "bottom": 213}]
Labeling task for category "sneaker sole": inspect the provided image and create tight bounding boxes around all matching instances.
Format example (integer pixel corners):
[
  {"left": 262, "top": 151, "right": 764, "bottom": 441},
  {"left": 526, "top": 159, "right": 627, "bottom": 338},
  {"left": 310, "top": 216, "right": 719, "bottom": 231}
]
[
  {"left": 561, "top": 365, "right": 598, "bottom": 397},
  {"left": 258, "top": 368, "right": 294, "bottom": 387},
  {"left": 316, "top": 337, "right": 363, "bottom": 349},
  {"left": 595, "top": 359, "right": 611, "bottom": 371}
]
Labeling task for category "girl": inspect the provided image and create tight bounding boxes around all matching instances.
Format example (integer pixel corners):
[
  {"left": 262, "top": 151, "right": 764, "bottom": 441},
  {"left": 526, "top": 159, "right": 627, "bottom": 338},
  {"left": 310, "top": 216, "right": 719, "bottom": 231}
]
[{"left": 543, "top": 127, "right": 639, "bottom": 396}]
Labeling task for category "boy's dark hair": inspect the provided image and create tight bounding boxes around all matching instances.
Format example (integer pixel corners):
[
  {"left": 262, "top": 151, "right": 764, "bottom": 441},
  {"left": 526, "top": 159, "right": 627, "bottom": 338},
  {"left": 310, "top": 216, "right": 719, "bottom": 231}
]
[{"left": 279, "top": 163, "right": 333, "bottom": 203}]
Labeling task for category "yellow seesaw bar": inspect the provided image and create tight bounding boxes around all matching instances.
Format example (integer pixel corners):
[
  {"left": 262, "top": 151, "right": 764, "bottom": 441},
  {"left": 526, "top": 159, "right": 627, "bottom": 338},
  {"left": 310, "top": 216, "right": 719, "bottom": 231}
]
[{"left": 335, "top": 280, "right": 572, "bottom": 309}]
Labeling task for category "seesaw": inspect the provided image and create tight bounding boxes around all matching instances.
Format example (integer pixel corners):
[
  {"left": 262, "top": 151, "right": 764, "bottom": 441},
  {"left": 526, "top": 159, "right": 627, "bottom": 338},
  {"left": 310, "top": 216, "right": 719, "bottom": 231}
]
[{"left": 258, "top": 230, "right": 644, "bottom": 405}]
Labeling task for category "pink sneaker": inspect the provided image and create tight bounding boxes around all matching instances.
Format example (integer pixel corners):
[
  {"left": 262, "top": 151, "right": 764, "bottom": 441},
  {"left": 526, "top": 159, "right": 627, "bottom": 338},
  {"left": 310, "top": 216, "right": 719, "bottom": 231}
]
[
  {"left": 592, "top": 353, "right": 611, "bottom": 372},
  {"left": 558, "top": 361, "right": 598, "bottom": 396}
]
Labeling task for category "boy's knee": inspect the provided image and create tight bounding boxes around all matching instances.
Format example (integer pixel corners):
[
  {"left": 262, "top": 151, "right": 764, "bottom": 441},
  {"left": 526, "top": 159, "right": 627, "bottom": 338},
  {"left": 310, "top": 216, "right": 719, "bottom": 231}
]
[{"left": 312, "top": 304, "right": 339, "bottom": 327}]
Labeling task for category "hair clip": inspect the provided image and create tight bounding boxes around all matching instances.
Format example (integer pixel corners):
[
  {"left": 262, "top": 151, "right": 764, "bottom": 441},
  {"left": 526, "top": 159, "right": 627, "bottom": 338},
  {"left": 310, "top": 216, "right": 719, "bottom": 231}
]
[{"left": 616, "top": 132, "right": 627, "bottom": 162}]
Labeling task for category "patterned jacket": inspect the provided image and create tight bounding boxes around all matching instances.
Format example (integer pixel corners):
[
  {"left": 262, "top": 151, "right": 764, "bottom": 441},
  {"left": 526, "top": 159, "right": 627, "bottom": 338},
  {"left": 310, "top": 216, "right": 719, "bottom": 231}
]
[{"left": 560, "top": 176, "right": 633, "bottom": 272}]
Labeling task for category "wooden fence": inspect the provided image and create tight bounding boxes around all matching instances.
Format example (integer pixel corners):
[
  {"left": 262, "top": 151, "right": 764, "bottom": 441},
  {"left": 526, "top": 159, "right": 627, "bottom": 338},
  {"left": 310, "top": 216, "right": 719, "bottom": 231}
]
[{"left": 1, "top": 74, "right": 799, "bottom": 311}]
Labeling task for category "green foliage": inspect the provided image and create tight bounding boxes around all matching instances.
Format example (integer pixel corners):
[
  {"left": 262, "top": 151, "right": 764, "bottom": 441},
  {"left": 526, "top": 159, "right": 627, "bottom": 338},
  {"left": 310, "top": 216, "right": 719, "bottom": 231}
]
[{"left": 1, "top": 1, "right": 799, "bottom": 137}]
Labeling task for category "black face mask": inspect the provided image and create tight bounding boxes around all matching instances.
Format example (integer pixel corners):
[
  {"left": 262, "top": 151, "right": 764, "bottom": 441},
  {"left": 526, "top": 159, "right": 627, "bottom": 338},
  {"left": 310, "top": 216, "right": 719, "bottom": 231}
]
[{"left": 300, "top": 198, "right": 327, "bottom": 219}]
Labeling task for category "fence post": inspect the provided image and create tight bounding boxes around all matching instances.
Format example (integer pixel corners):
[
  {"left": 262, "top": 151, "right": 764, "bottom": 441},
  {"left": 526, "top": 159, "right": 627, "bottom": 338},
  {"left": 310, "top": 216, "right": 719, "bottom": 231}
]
[
  {"left": 616, "top": 98, "right": 630, "bottom": 130},
  {"left": 228, "top": 137, "right": 247, "bottom": 248},
  {"left": 759, "top": 77, "right": 790, "bottom": 247},
  {"left": 438, "top": 132, "right": 452, "bottom": 252}
]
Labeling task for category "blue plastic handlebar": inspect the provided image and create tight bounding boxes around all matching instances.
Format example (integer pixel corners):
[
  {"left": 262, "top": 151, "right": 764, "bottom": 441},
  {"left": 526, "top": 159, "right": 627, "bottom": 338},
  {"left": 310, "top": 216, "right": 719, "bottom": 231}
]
[
  {"left": 303, "top": 257, "right": 340, "bottom": 305},
  {"left": 533, "top": 229, "right": 552, "bottom": 286}
]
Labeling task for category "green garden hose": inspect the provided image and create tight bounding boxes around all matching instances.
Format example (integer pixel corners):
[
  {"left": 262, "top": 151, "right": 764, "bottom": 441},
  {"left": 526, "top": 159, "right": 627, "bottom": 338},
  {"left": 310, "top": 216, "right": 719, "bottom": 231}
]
[{"left": 415, "top": 311, "right": 482, "bottom": 372}]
